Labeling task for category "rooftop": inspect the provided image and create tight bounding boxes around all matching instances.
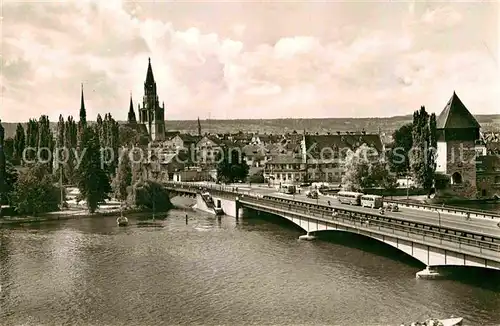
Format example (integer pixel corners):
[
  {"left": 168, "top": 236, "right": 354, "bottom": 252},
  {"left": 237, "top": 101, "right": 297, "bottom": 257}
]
[{"left": 436, "top": 92, "right": 480, "bottom": 129}]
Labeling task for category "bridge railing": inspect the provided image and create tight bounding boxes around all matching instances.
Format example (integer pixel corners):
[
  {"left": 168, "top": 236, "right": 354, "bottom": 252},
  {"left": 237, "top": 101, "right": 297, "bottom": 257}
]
[
  {"left": 259, "top": 195, "right": 500, "bottom": 241},
  {"left": 384, "top": 199, "right": 500, "bottom": 220},
  {"left": 240, "top": 196, "right": 500, "bottom": 255},
  {"left": 165, "top": 182, "right": 499, "bottom": 238},
  {"left": 167, "top": 182, "right": 500, "bottom": 220}
]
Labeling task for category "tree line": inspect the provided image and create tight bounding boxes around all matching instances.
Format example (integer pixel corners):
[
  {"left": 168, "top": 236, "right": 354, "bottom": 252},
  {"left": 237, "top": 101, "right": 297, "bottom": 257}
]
[
  {"left": 0, "top": 106, "right": 172, "bottom": 217},
  {"left": 387, "top": 106, "right": 438, "bottom": 196},
  {"left": 342, "top": 106, "right": 438, "bottom": 197}
]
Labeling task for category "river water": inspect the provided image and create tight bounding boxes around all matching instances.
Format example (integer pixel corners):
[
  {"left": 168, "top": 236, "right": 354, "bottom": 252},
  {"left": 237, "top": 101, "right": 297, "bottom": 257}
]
[{"left": 1, "top": 204, "right": 499, "bottom": 326}]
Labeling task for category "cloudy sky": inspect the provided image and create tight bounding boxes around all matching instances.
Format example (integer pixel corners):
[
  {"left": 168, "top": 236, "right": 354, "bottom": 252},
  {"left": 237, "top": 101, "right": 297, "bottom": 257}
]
[{"left": 1, "top": 0, "right": 499, "bottom": 122}]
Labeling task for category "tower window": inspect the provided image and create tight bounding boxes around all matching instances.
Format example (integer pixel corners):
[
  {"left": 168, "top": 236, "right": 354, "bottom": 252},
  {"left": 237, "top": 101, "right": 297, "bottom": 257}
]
[{"left": 451, "top": 172, "right": 462, "bottom": 184}]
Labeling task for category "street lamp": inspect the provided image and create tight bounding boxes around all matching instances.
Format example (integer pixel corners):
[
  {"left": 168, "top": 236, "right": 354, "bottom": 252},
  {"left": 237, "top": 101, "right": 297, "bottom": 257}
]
[
  {"left": 435, "top": 208, "right": 441, "bottom": 228},
  {"left": 406, "top": 175, "right": 410, "bottom": 200}
]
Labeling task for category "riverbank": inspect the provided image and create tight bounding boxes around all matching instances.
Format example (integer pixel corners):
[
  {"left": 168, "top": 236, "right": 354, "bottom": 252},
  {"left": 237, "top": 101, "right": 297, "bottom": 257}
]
[
  {"left": 171, "top": 195, "right": 196, "bottom": 210},
  {"left": 0, "top": 196, "right": 196, "bottom": 226},
  {"left": 0, "top": 208, "right": 131, "bottom": 226}
]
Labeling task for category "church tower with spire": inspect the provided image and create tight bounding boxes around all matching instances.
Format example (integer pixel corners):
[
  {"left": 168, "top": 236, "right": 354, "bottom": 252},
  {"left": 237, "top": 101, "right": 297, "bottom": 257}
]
[
  {"left": 127, "top": 93, "right": 137, "bottom": 125},
  {"left": 138, "top": 58, "right": 166, "bottom": 141}
]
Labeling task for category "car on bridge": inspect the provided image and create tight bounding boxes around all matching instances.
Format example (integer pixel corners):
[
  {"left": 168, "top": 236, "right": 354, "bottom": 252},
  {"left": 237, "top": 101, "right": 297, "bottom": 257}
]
[{"left": 306, "top": 190, "right": 319, "bottom": 199}]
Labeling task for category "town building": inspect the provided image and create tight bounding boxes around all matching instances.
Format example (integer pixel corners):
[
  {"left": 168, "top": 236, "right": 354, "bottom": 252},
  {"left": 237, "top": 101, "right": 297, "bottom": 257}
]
[
  {"left": 476, "top": 155, "right": 500, "bottom": 199},
  {"left": 264, "top": 131, "right": 383, "bottom": 185}
]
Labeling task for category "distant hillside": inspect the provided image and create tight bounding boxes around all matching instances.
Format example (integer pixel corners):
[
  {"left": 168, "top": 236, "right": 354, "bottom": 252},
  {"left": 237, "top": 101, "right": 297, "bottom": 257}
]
[{"left": 2, "top": 115, "right": 500, "bottom": 139}]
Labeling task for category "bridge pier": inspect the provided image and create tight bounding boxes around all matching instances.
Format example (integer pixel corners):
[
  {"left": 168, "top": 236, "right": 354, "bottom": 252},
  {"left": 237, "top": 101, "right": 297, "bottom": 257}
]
[
  {"left": 299, "top": 232, "right": 316, "bottom": 241},
  {"left": 416, "top": 266, "right": 443, "bottom": 280}
]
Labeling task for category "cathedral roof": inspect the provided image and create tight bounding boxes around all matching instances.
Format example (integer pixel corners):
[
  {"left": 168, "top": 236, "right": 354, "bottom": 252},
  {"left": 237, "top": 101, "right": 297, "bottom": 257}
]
[{"left": 436, "top": 92, "right": 480, "bottom": 129}]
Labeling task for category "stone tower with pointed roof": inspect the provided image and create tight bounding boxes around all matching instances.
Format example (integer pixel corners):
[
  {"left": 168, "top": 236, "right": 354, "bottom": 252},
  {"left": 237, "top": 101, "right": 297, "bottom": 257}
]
[
  {"left": 435, "top": 91, "right": 481, "bottom": 198},
  {"left": 138, "top": 58, "right": 166, "bottom": 141}
]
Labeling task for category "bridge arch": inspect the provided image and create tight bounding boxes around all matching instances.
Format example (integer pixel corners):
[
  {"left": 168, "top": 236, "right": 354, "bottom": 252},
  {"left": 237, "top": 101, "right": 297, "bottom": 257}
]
[
  {"left": 267, "top": 210, "right": 431, "bottom": 265},
  {"left": 256, "top": 209, "right": 500, "bottom": 272}
]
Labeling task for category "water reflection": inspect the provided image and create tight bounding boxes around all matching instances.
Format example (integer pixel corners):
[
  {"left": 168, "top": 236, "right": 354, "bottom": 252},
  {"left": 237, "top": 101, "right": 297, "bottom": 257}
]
[{"left": 0, "top": 209, "right": 499, "bottom": 326}]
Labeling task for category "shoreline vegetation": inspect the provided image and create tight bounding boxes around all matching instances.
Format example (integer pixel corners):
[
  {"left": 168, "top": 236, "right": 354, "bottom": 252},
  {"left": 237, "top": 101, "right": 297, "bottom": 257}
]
[{"left": 0, "top": 196, "right": 196, "bottom": 226}]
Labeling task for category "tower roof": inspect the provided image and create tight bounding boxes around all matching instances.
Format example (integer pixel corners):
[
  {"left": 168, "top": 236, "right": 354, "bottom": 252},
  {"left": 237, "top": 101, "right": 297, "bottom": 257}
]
[
  {"left": 128, "top": 93, "right": 137, "bottom": 124},
  {"left": 80, "top": 83, "right": 85, "bottom": 111},
  {"left": 79, "top": 83, "right": 86, "bottom": 124},
  {"left": 145, "top": 57, "right": 155, "bottom": 85},
  {"left": 436, "top": 91, "right": 480, "bottom": 129}
]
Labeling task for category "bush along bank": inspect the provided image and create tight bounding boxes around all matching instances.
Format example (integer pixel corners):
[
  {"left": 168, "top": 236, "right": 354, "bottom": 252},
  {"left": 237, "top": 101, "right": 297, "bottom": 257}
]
[{"left": 0, "top": 207, "right": 145, "bottom": 226}]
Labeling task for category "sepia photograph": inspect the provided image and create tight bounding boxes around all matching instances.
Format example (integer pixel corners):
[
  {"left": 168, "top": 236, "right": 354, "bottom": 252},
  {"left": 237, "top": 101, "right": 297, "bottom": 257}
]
[{"left": 0, "top": 1, "right": 499, "bottom": 325}]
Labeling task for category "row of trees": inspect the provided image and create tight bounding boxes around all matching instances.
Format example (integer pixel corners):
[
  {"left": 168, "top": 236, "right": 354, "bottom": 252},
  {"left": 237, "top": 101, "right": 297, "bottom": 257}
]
[
  {"left": 387, "top": 106, "right": 438, "bottom": 196},
  {"left": 341, "top": 144, "right": 398, "bottom": 193},
  {"left": 216, "top": 147, "right": 250, "bottom": 184},
  {"left": 342, "top": 106, "right": 438, "bottom": 195},
  {"left": 0, "top": 103, "right": 172, "bottom": 216}
]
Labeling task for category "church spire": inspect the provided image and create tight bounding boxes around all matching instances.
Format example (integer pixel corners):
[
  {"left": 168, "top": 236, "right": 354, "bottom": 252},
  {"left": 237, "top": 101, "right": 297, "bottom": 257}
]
[
  {"left": 79, "top": 83, "right": 87, "bottom": 126},
  {"left": 197, "top": 117, "right": 202, "bottom": 136},
  {"left": 128, "top": 92, "right": 137, "bottom": 124},
  {"left": 145, "top": 57, "right": 155, "bottom": 86}
]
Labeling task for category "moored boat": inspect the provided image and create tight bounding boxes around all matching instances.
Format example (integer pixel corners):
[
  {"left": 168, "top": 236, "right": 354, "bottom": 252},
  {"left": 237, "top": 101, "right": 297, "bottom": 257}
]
[
  {"left": 400, "top": 317, "right": 463, "bottom": 326},
  {"left": 440, "top": 318, "right": 463, "bottom": 326},
  {"left": 116, "top": 216, "right": 129, "bottom": 227}
]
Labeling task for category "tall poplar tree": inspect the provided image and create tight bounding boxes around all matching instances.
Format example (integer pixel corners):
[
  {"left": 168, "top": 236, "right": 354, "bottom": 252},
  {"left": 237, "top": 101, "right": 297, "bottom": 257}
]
[
  {"left": 96, "top": 114, "right": 104, "bottom": 147},
  {"left": 13, "top": 123, "right": 25, "bottom": 165},
  {"left": 37, "top": 115, "right": 53, "bottom": 171},
  {"left": 56, "top": 115, "right": 66, "bottom": 183},
  {"left": 0, "top": 120, "right": 6, "bottom": 209},
  {"left": 64, "top": 116, "right": 78, "bottom": 184},
  {"left": 411, "top": 106, "right": 436, "bottom": 197},
  {"left": 26, "top": 119, "right": 39, "bottom": 163},
  {"left": 107, "top": 114, "right": 120, "bottom": 176},
  {"left": 76, "top": 128, "right": 111, "bottom": 213},
  {"left": 112, "top": 149, "right": 132, "bottom": 216}
]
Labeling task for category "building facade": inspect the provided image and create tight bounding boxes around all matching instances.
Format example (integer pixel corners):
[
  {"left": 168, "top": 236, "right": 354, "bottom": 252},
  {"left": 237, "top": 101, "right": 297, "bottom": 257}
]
[
  {"left": 264, "top": 132, "right": 383, "bottom": 185},
  {"left": 476, "top": 155, "right": 500, "bottom": 199}
]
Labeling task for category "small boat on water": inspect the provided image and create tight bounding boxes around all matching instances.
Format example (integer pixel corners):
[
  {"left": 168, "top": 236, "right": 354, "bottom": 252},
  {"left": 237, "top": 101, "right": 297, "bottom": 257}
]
[
  {"left": 441, "top": 318, "right": 463, "bottom": 326},
  {"left": 136, "top": 220, "right": 163, "bottom": 228},
  {"left": 116, "top": 216, "right": 129, "bottom": 227},
  {"left": 400, "top": 317, "right": 463, "bottom": 326}
]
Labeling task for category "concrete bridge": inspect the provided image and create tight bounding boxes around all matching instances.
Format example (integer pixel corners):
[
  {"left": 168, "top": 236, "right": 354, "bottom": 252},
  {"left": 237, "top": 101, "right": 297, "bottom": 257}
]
[{"left": 165, "top": 182, "right": 500, "bottom": 277}]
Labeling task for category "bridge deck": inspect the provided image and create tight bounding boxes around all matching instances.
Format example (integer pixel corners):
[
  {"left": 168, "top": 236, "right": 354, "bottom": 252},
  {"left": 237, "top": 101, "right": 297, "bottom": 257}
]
[
  {"left": 165, "top": 182, "right": 500, "bottom": 240},
  {"left": 240, "top": 198, "right": 500, "bottom": 261},
  {"left": 166, "top": 182, "right": 500, "bottom": 269}
]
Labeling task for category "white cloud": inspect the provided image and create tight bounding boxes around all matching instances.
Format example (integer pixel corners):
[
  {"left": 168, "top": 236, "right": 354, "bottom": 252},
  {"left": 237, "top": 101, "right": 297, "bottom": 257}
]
[
  {"left": 0, "top": 0, "right": 498, "bottom": 122},
  {"left": 421, "top": 6, "right": 462, "bottom": 28}
]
